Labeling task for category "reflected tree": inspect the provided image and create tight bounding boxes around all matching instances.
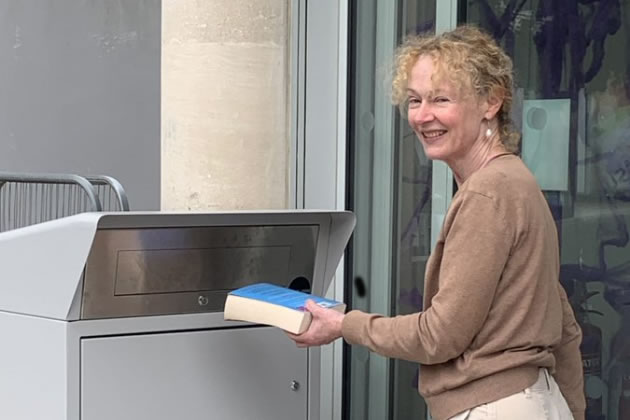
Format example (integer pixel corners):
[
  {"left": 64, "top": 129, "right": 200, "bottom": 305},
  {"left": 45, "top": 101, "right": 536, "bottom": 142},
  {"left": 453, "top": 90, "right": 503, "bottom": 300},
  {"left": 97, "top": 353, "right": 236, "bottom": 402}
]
[{"left": 472, "top": 0, "right": 621, "bottom": 96}]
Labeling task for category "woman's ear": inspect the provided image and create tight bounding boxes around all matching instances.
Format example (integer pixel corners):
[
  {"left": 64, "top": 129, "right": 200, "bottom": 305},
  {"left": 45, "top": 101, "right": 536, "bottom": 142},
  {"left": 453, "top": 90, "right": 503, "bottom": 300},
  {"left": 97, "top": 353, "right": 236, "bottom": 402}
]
[{"left": 484, "top": 91, "right": 503, "bottom": 120}]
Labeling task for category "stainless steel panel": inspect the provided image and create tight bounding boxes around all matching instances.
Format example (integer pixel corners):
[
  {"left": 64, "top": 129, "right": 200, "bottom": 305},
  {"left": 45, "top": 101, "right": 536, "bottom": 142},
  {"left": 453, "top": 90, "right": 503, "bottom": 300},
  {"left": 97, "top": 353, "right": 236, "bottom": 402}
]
[
  {"left": 114, "top": 246, "right": 291, "bottom": 295},
  {"left": 81, "top": 327, "right": 308, "bottom": 420},
  {"left": 81, "top": 225, "right": 318, "bottom": 319}
]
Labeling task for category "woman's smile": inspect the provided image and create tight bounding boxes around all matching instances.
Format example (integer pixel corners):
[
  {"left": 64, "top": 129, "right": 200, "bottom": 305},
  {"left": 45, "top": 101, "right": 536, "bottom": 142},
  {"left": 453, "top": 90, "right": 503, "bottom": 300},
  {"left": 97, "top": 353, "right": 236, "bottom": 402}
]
[{"left": 421, "top": 129, "right": 448, "bottom": 141}]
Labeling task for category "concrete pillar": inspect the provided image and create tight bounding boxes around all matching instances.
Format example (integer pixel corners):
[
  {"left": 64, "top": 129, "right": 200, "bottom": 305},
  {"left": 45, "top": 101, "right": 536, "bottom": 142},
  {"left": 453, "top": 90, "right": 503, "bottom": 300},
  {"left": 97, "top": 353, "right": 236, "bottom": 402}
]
[{"left": 162, "top": 0, "right": 291, "bottom": 210}]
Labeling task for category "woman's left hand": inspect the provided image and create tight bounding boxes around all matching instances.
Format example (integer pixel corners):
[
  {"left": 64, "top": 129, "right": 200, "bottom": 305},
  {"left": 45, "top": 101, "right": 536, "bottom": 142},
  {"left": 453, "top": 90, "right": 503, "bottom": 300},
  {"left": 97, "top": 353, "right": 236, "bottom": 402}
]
[{"left": 287, "top": 299, "right": 345, "bottom": 347}]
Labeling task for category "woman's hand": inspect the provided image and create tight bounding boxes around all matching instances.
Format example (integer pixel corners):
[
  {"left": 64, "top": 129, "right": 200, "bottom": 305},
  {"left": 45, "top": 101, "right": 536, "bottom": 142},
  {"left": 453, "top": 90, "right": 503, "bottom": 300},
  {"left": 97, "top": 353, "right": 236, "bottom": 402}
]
[{"left": 287, "top": 299, "right": 345, "bottom": 347}]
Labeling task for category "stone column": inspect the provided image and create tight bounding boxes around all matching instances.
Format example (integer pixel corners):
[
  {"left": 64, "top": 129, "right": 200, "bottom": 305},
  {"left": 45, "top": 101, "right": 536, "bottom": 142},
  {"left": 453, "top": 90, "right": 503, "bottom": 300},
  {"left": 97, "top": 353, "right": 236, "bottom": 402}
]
[{"left": 162, "top": 0, "right": 291, "bottom": 210}]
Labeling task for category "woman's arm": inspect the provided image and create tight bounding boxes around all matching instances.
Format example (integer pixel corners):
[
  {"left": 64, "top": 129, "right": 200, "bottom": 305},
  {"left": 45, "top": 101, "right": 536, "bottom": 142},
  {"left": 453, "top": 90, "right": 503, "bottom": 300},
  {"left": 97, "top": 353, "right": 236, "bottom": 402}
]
[{"left": 340, "top": 191, "right": 512, "bottom": 364}]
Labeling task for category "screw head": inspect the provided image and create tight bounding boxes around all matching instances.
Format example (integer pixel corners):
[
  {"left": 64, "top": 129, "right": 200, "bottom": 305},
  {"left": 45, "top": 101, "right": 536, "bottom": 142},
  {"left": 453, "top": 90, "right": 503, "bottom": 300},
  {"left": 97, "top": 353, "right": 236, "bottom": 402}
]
[{"left": 290, "top": 380, "right": 300, "bottom": 391}]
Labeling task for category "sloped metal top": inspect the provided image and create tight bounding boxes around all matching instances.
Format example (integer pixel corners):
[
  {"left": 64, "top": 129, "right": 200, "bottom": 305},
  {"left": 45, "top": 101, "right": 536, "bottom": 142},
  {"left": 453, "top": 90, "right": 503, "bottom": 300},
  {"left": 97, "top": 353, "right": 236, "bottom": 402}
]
[{"left": 0, "top": 211, "right": 355, "bottom": 320}]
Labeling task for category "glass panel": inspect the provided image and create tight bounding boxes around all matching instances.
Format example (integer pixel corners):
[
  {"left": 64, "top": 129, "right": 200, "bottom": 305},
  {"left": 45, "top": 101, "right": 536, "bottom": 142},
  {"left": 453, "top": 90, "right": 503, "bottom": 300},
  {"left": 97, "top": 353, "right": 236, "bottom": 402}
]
[
  {"left": 393, "top": 7, "right": 437, "bottom": 420},
  {"left": 461, "top": 1, "right": 630, "bottom": 419},
  {"left": 348, "top": 1, "right": 436, "bottom": 419}
]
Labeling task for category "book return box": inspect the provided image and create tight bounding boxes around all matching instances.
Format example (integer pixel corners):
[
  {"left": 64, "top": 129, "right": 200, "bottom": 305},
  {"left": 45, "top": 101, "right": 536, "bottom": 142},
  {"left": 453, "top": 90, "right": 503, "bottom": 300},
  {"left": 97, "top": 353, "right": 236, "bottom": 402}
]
[{"left": 0, "top": 210, "right": 355, "bottom": 420}]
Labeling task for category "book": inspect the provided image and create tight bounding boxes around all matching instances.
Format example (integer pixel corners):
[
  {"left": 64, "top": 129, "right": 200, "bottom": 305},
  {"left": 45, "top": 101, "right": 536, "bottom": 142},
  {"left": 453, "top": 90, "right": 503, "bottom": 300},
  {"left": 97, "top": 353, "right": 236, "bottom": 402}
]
[{"left": 223, "top": 283, "right": 346, "bottom": 334}]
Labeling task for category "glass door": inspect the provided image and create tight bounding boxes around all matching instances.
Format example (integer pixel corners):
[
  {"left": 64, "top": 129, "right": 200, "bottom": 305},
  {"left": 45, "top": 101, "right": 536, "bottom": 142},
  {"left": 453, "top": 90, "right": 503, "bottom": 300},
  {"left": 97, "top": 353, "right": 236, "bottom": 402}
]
[
  {"left": 461, "top": 1, "right": 630, "bottom": 419},
  {"left": 346, "top": 1, "right": 438, "bottom": 419}
]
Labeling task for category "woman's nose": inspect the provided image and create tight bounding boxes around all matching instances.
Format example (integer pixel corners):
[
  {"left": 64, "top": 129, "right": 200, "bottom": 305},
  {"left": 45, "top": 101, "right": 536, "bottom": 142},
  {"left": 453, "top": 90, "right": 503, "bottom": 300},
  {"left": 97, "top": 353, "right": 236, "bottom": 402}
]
[{"left": 410, "top": 103, "right": 434, "bottom": 125}]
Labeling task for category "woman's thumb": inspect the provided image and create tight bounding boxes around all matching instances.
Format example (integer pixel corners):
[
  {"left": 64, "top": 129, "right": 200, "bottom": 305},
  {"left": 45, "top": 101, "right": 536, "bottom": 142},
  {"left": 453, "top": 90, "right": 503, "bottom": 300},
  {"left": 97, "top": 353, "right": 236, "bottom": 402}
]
[{"left": 305, "top": 299, "right": 322, "bottom": 314}]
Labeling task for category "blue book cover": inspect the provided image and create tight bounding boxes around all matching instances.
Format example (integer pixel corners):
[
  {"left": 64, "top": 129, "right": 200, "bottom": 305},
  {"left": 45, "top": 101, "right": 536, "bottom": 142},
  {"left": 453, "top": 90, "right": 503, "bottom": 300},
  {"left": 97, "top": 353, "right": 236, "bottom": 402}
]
[{"left": 229, "top": 283, "right": 342, "bottom": 311}]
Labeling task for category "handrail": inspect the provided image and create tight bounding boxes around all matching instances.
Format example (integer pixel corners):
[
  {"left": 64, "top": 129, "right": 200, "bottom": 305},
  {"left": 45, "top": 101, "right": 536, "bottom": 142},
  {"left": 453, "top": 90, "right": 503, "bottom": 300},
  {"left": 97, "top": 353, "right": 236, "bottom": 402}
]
[
  {"left": 85, "top": 175, "right": 130, "bottom": 211},
  {"left": 0, "top": 171, "right": 102, "bottom": 211}
]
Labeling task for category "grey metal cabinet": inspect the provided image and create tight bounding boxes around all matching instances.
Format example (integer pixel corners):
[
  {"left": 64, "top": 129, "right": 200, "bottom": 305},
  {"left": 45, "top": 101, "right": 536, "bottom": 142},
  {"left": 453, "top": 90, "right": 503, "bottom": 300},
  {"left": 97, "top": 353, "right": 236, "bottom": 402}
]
[{"left": 81, "top": 328, "right": 307, "bottom": 420}]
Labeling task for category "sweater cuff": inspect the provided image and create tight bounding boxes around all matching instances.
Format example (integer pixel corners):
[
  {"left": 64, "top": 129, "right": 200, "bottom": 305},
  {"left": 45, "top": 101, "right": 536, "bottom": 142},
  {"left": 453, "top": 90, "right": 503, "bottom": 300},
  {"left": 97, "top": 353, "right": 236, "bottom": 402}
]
[{"left": 341, "top": 309, "right": 371, "bottom": 346}]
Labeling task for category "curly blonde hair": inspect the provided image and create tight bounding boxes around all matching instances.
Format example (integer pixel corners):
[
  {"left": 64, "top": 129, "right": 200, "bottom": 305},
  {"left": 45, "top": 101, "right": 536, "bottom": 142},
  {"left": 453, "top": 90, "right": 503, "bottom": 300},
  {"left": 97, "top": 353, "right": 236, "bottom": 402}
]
[{"left": 392, "top": 25, "right": 520, "bottom": 152}]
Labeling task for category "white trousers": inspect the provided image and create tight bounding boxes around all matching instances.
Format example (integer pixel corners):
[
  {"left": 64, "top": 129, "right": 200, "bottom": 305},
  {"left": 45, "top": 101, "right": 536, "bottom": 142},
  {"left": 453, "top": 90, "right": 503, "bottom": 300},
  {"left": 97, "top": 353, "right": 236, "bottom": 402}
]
[{"left": 448, "top": 369, "right": 574, "bottom": 420}]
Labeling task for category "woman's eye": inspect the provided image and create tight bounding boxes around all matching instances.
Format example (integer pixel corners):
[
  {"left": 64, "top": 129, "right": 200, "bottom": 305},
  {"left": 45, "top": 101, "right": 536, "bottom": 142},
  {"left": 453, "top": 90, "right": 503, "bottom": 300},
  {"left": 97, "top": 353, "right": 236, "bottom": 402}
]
[
  {"left": 408, "top": 98, "right": 421, "bottom": 107},
  {"left": 435, "top": 97, "right": 449, "bottom": 103}
]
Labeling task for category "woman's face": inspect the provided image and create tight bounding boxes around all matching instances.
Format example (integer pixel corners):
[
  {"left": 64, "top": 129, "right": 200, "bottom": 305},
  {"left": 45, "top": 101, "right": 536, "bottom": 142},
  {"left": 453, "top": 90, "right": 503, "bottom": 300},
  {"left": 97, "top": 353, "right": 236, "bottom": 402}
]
[{"left": 407, "top": 55, "right": 490, "bottom": 164}]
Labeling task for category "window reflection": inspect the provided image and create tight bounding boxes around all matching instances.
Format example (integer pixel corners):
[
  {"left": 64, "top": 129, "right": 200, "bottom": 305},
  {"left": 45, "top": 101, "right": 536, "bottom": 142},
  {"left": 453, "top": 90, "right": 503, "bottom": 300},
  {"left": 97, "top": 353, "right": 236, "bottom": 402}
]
[
  {"left": 393, "top": 6, "right": 436, "bottom": 420},
  {"left": 463, "top": 1, "right": 630, "bottom": 419},
  {"left": 349, "top": 1, "right": 435, "bottom": 419}
]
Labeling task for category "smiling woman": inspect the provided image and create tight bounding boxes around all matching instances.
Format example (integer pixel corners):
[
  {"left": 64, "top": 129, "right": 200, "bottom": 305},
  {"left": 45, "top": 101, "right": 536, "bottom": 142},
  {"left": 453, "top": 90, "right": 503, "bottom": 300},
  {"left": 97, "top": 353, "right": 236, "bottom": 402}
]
[
  {"left": 289, "top": 25, "right": 586, "bottom": 420},
  {"left": 393, "top": 26, "right": 519, "bottom": 168},
  {"left": 404, "top": 54, "right": 503, "bottom": 179}
]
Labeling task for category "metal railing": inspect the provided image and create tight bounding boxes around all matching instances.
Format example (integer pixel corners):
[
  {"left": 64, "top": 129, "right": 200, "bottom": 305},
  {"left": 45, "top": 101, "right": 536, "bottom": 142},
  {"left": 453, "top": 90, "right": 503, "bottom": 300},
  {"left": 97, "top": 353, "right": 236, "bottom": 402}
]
[{"left": 0, "top": 171, "right": 129, "bottom": 232}]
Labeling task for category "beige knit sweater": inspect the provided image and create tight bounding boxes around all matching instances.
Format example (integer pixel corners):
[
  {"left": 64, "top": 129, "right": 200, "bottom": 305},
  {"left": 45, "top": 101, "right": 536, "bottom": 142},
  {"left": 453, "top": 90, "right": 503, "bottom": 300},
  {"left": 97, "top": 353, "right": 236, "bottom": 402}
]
[{"left": 342, "top": 155, "right": 586, "bottom": 420}]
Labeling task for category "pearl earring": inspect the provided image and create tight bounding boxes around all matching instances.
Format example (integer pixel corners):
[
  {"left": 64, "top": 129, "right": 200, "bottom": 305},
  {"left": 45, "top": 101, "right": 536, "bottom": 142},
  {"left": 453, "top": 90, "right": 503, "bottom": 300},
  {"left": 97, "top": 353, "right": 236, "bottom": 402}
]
[{"left": 486, "top": 127, "right": 492, "bottom": 137}]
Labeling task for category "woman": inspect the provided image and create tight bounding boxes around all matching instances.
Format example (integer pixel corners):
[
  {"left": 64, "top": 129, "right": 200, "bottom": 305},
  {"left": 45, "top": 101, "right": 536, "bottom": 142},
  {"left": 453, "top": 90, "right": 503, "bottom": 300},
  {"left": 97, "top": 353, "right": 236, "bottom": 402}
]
[{"left": 289, "top": 26, "right": 586, "bottom": 420}]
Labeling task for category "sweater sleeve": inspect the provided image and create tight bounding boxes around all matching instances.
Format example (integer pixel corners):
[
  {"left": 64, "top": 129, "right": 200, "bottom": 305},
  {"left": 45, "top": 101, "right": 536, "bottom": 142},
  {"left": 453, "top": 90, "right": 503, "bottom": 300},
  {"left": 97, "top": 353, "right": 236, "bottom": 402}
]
[
  {"left": 552, "top": 282, "right": 586, "bottom": 420},
  {"left": 342, "top": 191, "right": 512, "bottom": 364}
]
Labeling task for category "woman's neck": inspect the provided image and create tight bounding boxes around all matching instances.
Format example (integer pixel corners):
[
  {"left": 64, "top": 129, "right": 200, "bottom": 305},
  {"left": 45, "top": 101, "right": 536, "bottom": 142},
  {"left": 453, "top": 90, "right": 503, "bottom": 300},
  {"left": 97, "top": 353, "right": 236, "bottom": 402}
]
[{"left": 450, "top": 139, "right": 509, "bottom": 186}]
